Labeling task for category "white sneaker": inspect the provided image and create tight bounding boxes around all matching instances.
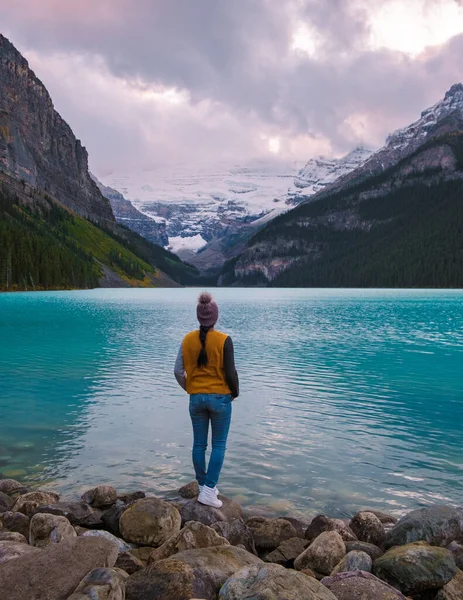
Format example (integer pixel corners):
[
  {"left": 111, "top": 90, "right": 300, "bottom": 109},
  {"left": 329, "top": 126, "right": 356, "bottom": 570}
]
[
  {"left": 199, "top": 485, "right": 219, "bottom": 496},
  {"left": 198, "top": 485, "right": 223, "bottom": 508}
]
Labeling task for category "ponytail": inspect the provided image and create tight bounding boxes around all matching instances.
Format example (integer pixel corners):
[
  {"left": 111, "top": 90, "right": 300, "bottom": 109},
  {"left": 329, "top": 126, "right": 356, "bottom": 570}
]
[{"left": 197, "top": 325, "right": 211, "bottom": 367}]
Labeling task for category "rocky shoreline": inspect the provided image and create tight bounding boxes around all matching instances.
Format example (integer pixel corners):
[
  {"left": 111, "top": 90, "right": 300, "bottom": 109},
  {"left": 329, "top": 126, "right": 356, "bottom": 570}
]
[{"left": 0, "top": 478, "right": 462, "bottom": 599}]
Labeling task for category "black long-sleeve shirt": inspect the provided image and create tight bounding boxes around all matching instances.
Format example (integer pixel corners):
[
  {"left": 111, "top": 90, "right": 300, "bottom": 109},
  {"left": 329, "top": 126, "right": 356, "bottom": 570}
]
[{"left": 174, "top": 335, "right": 239, "bottom": 398}]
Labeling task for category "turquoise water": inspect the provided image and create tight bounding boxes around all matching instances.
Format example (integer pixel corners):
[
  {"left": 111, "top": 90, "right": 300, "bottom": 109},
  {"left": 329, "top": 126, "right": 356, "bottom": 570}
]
[{"left": 1, "top": 288, "right": 462, "bottom": 518}]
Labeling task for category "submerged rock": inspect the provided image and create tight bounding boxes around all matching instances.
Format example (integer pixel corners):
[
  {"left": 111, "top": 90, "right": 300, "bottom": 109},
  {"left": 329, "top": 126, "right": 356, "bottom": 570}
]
[
  {"left": 385, "top": 505, "right": 462, "bottom": 548},
  {"left": 322, "top": 570, "right": 408, "bottom": 599},
  {"left": 373, "top": 541, "right": 457, "bottom": 595},
  {"left": 67, "top": 566, "right": 128, "bottom": 600},
  {"left": 294, "top": 531, "right": 346, "bottom": 575},
  {"left": 246, "top": 516, "right": 298, "bottom": 551},
  {"left": 218, "top": 563, "right": 337, "bottom": 600},
  {"left": 82, "top": 485, "right": 118, "bottom": 508},
  {"left": 349, "top": 511, "right": 386, "bottom": 546},
  {"left": 120, "top": 498, "right": 181, "bottom": 547},
  {"left": 29, "top": 513, "right": 76, "bottom": 548}
]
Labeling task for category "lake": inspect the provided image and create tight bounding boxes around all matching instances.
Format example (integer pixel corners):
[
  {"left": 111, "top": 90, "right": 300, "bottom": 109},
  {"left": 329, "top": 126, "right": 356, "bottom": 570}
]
[{"left": 1, "top": 288, "right": 462, "bottom": 518}]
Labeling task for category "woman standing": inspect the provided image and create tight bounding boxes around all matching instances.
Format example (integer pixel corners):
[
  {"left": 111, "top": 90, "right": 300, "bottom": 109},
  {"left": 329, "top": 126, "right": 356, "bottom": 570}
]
[{"left": 174, "top": 292, "right": 239, "bottom": 508}]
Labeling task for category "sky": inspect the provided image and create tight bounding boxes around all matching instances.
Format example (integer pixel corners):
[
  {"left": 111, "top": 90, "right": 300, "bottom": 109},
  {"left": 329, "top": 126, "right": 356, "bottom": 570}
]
[{"left": 2, "top": 0, "right": 463, "bottom": 174}]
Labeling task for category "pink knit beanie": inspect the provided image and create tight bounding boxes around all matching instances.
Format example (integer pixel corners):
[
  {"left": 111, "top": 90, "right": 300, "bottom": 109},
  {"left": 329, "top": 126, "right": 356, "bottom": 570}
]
[{"left": 197, "top": 292, "right": 218, "bottom": 327}]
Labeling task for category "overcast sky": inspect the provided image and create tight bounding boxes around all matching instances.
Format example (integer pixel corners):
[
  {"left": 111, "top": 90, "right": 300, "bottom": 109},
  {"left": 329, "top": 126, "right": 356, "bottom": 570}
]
[{"left": 2, "top": 0, "right": 463, "bottom": 174}]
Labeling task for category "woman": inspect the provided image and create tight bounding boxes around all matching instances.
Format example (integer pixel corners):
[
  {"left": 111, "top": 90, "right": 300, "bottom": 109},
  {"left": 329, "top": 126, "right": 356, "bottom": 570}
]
[{"left": 174, "top": 292, "right": 239, "bottom": 508}]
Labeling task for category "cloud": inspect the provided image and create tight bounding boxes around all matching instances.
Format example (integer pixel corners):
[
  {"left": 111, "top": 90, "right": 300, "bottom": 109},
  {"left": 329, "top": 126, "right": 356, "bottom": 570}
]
[{"left": 2, "top": 0, "right": 463, "bottom": 172}]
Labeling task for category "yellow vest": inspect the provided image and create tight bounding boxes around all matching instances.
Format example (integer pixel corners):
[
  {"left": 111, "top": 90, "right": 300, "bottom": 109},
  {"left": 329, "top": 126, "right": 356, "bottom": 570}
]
[{"left": 182, "top": 329, "right": 231, "bottom": 395}]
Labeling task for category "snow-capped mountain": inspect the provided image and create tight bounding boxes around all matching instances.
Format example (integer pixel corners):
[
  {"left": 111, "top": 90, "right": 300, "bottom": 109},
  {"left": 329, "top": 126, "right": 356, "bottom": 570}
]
[{"left": 98, "top": 149, "right": 372, "bottom": 262}]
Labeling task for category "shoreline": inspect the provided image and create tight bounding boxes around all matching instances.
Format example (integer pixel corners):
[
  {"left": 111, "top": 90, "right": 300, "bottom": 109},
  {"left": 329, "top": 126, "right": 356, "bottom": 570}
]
[{"left": 1, "top": 477, "right": 462, "bottom": 599}]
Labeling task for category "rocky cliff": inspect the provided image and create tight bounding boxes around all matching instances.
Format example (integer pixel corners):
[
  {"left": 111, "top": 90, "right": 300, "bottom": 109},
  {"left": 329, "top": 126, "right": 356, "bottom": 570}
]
[{"left": 0, "top": 34, "right": 113, "bottom": 223}]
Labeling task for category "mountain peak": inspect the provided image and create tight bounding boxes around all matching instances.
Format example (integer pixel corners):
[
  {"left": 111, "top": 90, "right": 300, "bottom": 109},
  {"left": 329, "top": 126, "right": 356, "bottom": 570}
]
[{"left": 445, "top": 83, "right": 463, "bottom": 100}]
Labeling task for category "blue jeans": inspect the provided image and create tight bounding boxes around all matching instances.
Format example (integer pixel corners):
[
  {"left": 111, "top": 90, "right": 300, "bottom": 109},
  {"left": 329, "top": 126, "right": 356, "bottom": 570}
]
[{"left": 189, "top": 393, "right": 232, "bottom": 489}]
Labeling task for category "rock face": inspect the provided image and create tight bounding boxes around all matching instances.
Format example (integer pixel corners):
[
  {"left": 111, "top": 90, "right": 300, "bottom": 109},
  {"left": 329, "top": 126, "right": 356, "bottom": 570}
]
[
  {"left": 211, "top": 518, "right": 257, "bottom": 554},
  {"left": 29, "top": 513, "right": 77, "bottom": 548},
  {"left": 246, "top": 516, "right": 298, "bottom": 551},
  {"left": 349, "top": 511, "right": 386, "bottom": 546},
  {"left": 67, "top": 567, "right": 128, "bottom": 600},
  {"left": 180, "top": 496, "right": 242, "bottom": 526},
  {"left": 373, "top": 541, "right": 457, "bottom": 595},
  {"left": 126, "top": 546, "right": 262, "bottom": 600},
  {"left": 119, "top": 498, "right": 181, "bottom": 547},
  {"left": 385, "top": 505, "right": 463, "bottom": 548},
  {"left": 0, "top": 536, "right": 119, "bottom": 600},
  {"left": 148, "top": 520, "right": 230, "bottom": 562},
  {"left": 12, "top": 491, "right": 60, "bottom": 517},
  {"left": 82, "top": 486, "right": 118, "bottom": 509},
  {"left": 331, "top": 550, "right": 372, "bottom": 575},
  {"left": 294, "top": 531, "right": 346, "bottom": 575},
  {"left": 322, "top": 570, "right": 408, "bottom": 599},
  {"left": 0, "top": 34, "right": 114, "bottom": 223},
  {"left": 218, "top": 563, "right": 338, "bottom": 600}
]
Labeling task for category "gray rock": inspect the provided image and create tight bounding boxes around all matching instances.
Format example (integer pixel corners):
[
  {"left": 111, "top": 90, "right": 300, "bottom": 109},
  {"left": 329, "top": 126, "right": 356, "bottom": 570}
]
[
  {"left": 219, "top": 563, "right": 337, "bottom": 599},
  {"left": 0, "top": 510, "right": 30, "bottom": 537},
  {"left": 322, "top": 570, "right": 408, "bottom": 599},
  {"left": 126, "top": 546, "right": 262, "bottom": 600},
  {"left": 294, "top": 531, "right": 346, "bottom": 575},
  {"left": 281, "top": 516, "right": 310, "bottom": 539},
  {"left": 0, "top": 540, "right": 41, "bottom": 563},
  {"left": 373, "top": 541, "right": 457, "bottom": 595},
  {"left": 385, "top": 505, "right": 462, "bottom": 549},
  {"left": 0, "top": 531, "right": 28, "bottom": 543},
  {"left": 118, "top": 491, "right": 145, "bottom": 504},
  {"left": 0, "top": 490, "right": 14, "bottom": 512},
  {"left": 102, "top": 502, "right": 127, "bottom": 537},
  {"left": 120, "top": 497, "right": 181, "bottom": 547},
  {"left": 331, "top": 550, "right": 372, "bottom": 575},
  {"left": 345, "top": 540, "right": 384, "bottom": 560},
  {"left": 247, "top": 516, "right": 298, "bottom": 551},
  {"left": 447, "top": 541, "right": 463, "bottom": 569},
  {"left": 350, "top": 511, "right": 386, "bottom": 546},
  {"left": 0, "top": 478, "right": 28, "bottom": 497},
  {"left": 33, "top": 501, "right": 96, "bottom": 526},
  {"left": 148, "top": 520, "right": 229, "bottom": 562},
  {"left": 366, "top": 510, "right": 398, "bottom": 525},
  {"left": 306, "top": 515, "right": 357, "bottom": 543},
  {"left": 82, "top": 485, "right": 118, "bottom": 508},
  {"left": 178, "top": 480, "right": 200, "bottom": 499},
  {"left": 265, "top": 537, "right": 308, "bottom": 566},
  {"left": 115, "top": 551, "right": 144, "bottom": 575},
  {"left": 81, "top": 529, "right": 134, "bottom": 553},
  {"left": 12, "top": 491, "right": 60, "bottom": 517},
  {"left": 29, "top": 512, "right": 76, "bottom": 548},
  {"left": 435, "top": 568, "right": 463, "bottom": 600},
  {"left": 180, "top": 496, "right": 243, "bottom": 526},
  {"left": 211, "top": 518, "right": 257, "bottom": 554},
  {"left": 0, "top": 536, "right": 119, "bottom": 600},
  {"left": 67, "top": 567, "right": 129, "bottom": 600}
]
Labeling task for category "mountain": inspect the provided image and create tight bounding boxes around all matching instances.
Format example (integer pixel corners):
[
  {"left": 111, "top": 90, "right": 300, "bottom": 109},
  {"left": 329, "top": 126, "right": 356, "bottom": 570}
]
[
  {"left": 0, "top": 34, "right": 198, "bottom": 291},
  {"left": 98, "top": 149, "right": 372, "bottom": 270},
  {"left": 221, "top": 84, "right": 463, "bottom": 288}
]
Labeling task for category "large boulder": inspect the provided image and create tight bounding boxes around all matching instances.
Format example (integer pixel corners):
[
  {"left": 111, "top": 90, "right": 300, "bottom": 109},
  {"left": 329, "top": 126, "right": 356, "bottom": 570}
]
[
  {"left": 447, "top": 541, "right": 463, "bottom": 569},
  {"left": 126, "top": 546, "right": 262, "bottom": 600},
  {"left": 265, "top": 537, "right": 309, "bottom": 566},
  {"left": 148, "top": 520, "right": 229, "bottom": 562},
  {"left": 82, "top": 485, "right": 118, "bottom": 508},
  {"left": 306, "top": 515, "right": 357, "bottom": 543},
  {"left": 385, "top": 505, "right": 462, "bottom": 549},
  {"left": 345, "top": 540, "right": 384, "bottom": 560},
  {"left": 34, "top": 501, "right": 101, "bottom": 527},
  {"left": 349, "top": 512, "right": 386, "bottom": 546},
  {"left": 331, "top": 550, "right": 372, "bottom": 575},
  {"left": 180, "top": 496, "right": 242, "bottom": 526},
  {"left": 0, "top": 491, "right": 14, "bottom": 512},
  {"left": 218, "top": 563, "right": 337, "bottom": 599},
  {"left": 0, "top": 510, "right": 30, "bottom": 538},
  {"left": 435, "top": 568, "right": 463, "bottom": 600},
  {"left": 120, "top": 498, "right": 181, "bottom": 547},
  {"left": 81, "top": 529, "right": 134, "bottom": 553},
  {"left": 0, "top": 479, "right": 28, "bottom": 497},
  {"left": 0, "top": 540, "right": 41, "bottom": 563},
  {"left": 12, "top": 491, "right": 60, "bottom": 517},
  {"left": 294, "top": 531, "right": 346, "bottom": 576},
  {"left": 178, "top": 481, "right": 200, "bottom": 499},
  {"left": 211, "top": 518, "right": 257, "bottom": 554},
  {"left": 0, "top": 536, "right": 119, "bottom": 600},
  {"left": 29, "top": 513, "right": 76, "bottom": 548},
  {"left": 373, "top": 541, "right": 457, "bottom": 596},
  {"left": 322, "top": 570, "right": 408, "bottom": 599},
  {"left": 67, "top": 567, "right": 128, "bottom": 600},
  {"left": 246, "top": 516, "right": 298, "bottom": 551}
]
